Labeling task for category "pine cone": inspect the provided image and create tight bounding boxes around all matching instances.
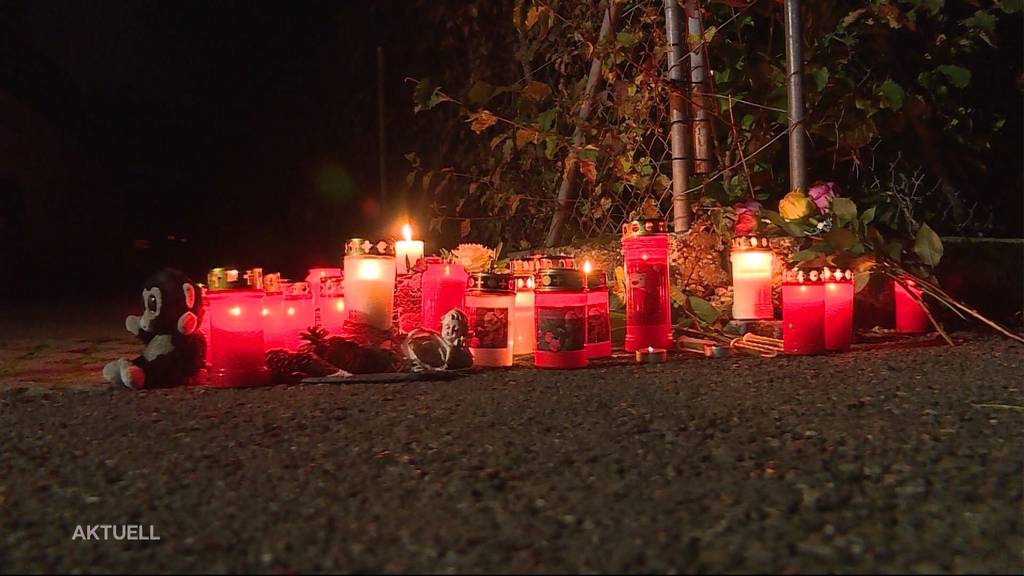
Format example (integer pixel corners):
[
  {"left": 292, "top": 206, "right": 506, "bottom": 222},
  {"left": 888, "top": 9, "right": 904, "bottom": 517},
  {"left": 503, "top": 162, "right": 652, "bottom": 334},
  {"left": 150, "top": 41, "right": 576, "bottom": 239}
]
[
  {"left": 266, "top": 348, "right": 337, "bottom": 383},
  {"left": 299, "top": 325, "right": 332, "bottom": 357}
]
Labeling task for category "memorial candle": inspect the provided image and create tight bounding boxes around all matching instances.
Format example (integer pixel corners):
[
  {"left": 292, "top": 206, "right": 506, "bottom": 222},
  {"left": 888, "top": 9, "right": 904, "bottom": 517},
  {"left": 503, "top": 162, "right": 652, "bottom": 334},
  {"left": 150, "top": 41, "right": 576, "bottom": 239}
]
[
  {"left": 465, "top": 272, "right": 516, "bottom": 367},
  {"left": 583, "top": 261, "right": 612, "bottom": 359},
  {"left": 782, "top": 269, "right": 825, "bottom": 355},
  {"left": 305, "top": 267, "right": 342, "bottom": 300},
  {"left": 206, "top": 288, "right": 270, "bottom": 387},
  {"left": 342, "top": 239, "right": 396, "bottom": 330},
  {"left": 894, "top": 280, "right": 930, "bottom": 333},
  {"left": 534, "top": 268, "right": 588, "bottom": 369},
  {"left": 824, "top": 268, "right": 854, "bottom": 351},
  {"left": 730, "top": 236, "right": 774, "bottom": 320},
  {"left": 395, "top": 223, "right": 425, "bottom": 275},
  {"left": 512, "top": 274, "right": 536, "bottom": 355},
  {"left": 319, "top": 276, "right": 346, "bottom": 333},
  {"left": 621, "top": 218, "right": 673, "bottom": 352},
  {"left": 421, "top": 257, "right": 468, "bottom": 332}
]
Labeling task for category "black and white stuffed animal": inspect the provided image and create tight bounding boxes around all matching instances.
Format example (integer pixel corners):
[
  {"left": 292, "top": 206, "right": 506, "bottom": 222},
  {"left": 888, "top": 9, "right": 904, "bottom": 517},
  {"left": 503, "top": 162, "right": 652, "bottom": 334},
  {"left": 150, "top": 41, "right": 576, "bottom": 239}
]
[{"left": 102, "top": 268, "right": 206, "bottom": 390}]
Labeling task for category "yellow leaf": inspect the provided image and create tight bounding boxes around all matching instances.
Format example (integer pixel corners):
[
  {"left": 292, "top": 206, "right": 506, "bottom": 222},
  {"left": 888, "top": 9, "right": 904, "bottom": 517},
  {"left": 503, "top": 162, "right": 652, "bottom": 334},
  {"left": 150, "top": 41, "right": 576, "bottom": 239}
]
[
  {"left": 468, "top": 110, "right": 498, "bottom": 133},
  {"left": 515, "top": 128, "right": 540, "bottom": 148},
  {"left": 525, "top": 5, "right": 545, "bottom": 29},
  {"left": 522, "top": 80, "right": 552, "bottom": 102}
]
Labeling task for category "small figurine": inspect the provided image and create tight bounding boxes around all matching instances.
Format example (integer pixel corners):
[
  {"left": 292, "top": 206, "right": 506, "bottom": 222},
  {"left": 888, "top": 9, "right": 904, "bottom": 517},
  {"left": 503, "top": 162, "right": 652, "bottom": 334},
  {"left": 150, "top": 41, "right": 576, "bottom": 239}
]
[
  {"left": 403, "top": 308, "right": 474, "bottom": 372},
  {"left": 102, "top": 268, "right": 206, "bottom": 390}
]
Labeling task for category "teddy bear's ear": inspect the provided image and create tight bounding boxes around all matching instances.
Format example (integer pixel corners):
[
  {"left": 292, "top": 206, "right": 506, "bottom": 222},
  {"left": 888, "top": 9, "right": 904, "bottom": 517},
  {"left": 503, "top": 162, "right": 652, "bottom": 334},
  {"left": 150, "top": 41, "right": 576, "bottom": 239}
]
[
  {"left": 183, "top": 283, "right": 196, "bottom": 309},
  {"left": 177, "top": 311, "right": 198, "bottom": 335}
]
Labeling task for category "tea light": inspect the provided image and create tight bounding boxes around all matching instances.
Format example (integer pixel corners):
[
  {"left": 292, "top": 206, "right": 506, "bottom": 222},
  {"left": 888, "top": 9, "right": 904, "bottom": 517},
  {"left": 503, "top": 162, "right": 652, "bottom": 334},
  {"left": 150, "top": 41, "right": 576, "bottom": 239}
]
[
  {"left": 894, "top": 279, "right": 930, "bottom": 333},
  {"left": 513, "top": 275, "right": 536, "bottom": 355},
  {"left": 730, "top": 237, "right": 774, "bottom": 320},
  {"left": 782, "top": 269, "right": 825, "bottom": 355},
  {"left": 621, "top": 218, "right": 673, "bottom": 352},
  {"left": 824, "top": 268, "right": 854, "bottom": 351},
  {"left": 636, "top": 346, "right": 667, "bottom": 363},
  {"left": 421, "top": 257, "right": 468, "bottom": 332},
  {"left": 465, "top": 272, "right": 516, "bottom": 367},
  {"left": 206, "top": 288, "right": 270, "bottom": 387},
  {"left": 395, "top": 223, "right": 425, "bottom": 275},
  {"left": 343, "top": 239, "right": 396, "bottom": 330}
]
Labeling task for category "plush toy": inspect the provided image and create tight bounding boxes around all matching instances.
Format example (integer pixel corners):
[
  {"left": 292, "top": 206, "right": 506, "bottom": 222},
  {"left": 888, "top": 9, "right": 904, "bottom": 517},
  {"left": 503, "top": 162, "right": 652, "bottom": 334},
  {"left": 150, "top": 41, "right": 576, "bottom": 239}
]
[{"left": 102, "top": 268, "right": 206, "bottom": 390}]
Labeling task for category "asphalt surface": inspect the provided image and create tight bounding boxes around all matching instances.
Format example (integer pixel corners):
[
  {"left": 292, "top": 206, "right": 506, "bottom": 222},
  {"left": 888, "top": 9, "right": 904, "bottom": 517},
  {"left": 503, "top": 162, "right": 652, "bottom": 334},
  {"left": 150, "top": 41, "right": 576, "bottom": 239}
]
[{"left": 1, "top": 335, "right": 1022, "bottom": 573}]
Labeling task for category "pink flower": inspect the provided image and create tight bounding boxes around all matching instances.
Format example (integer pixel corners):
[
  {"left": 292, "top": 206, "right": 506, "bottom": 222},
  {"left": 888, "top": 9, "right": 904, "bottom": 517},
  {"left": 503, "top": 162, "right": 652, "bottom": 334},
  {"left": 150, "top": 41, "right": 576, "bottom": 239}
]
[
  {"left": 733, "top": 200, "right": 761, "bottom": 236},
  {"left": 808, "top": 182, "right": 837, "bottom": 214}
]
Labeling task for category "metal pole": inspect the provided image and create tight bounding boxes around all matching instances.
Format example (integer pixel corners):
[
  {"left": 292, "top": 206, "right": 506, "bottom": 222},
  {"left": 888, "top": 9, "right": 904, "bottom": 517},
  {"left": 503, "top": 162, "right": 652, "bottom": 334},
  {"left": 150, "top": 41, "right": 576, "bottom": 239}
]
[
  {"left": 686, "top": 0, "right": 710, "bottom": 176},
  {"left": 377, "top": 45, "right": 388, "bottom": 207},
  {"left": 664, "top": 0, "right": 691, "bottom": 234},
  {"left": 783, "top": 0, "right": 807, "bottom": 192}
]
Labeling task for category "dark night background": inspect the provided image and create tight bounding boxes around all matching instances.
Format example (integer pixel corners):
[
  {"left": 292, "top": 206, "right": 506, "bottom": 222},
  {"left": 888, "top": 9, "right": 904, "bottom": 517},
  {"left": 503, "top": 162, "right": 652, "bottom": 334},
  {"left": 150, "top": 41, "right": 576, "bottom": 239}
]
[{"left": 0, "top": 1, "right": 446, "bottom": 300}]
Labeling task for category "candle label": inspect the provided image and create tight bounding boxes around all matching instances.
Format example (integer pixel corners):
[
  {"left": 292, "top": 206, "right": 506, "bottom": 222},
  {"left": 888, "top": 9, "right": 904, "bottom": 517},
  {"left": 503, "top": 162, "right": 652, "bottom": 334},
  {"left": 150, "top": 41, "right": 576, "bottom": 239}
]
[
  {"left": 626, "top": 261, "right": 669, "bottom": 325},
  {"left": 466, "top": 306, "right": 509, "bottom": 349},
  {"left": 536, "top": 306, "right": 585, "bottom": 352},
  {"left": 586, "top": 304, "right": 610, "bottom": 344}
]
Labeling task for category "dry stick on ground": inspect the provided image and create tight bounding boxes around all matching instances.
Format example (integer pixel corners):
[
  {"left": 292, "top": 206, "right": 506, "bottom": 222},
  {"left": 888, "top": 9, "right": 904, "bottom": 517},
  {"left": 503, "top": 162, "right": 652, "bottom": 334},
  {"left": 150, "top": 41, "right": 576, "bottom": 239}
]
[{"left": 544, "top": 2, "right": 620, "bottom": 248}]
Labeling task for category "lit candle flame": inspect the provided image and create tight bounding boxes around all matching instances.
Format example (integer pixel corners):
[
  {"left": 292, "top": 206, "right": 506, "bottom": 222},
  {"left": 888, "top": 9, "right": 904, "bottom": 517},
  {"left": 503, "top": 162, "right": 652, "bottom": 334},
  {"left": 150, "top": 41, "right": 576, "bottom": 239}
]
[
  {"left": 229, "top": 306, "right": 241, "bottom": 316},
  {"left": 261, "top": 308, "right": 269, "bottom": 316},
  {"left": 287, "top": 307, "right": 296, "bottom": 316},
  {"left": 583, "top": 260, "right": 593, "bottom": 275},
  {"left": 402, "top": 223, "right": 412, "bottom": 242},
  {"left": 648, "top": 346, "right": 654, "bottom": 353},
  {"left": 357, "top": 259, "right": 382, "bottom": 280},
  {"left": 336, "top": 299, "right": 345, "bottom": 311}
]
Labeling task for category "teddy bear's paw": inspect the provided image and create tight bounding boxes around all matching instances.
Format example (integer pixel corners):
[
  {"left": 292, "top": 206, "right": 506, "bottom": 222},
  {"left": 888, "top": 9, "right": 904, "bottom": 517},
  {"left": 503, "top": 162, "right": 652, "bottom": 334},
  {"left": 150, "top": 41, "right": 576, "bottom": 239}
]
[
  {"left": 118, "top": 359, "right": 146, "bottom": 391},
  {"left": 102, "top": 360, "right": 123, "bottom": 385}
]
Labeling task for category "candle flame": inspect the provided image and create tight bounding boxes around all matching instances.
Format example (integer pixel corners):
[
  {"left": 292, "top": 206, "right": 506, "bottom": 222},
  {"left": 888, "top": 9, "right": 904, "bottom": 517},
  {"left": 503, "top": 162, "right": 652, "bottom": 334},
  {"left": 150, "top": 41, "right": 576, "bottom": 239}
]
[
  {"left": 444, "top": 265, "right": 450, "bottom": 276},
  {"left": 261, "top": 308, "right": 269, "bottom": 316},
  {"left": 583, "top": 260, "right": 593, "bottom": 275},
  {"left": 229, "top": 306, "right": 241, "bottom": 316},
  {"left": 287, "top": 307, "right": 296, "bottom": 316},
  {"left": 336, "top": 299, "right": 345, "bottom": 311},
  {"left": 648, "top": 346, "right": 654, "bottom": 353},
  {"left": 402, "top": 223, "right": 412, "bottom": 242},
  {"left": 527, "top": 277, "right": 535, "bottom": 289},
  {"left": 357, "top": 260, "right": 382, "bottom": 280}
]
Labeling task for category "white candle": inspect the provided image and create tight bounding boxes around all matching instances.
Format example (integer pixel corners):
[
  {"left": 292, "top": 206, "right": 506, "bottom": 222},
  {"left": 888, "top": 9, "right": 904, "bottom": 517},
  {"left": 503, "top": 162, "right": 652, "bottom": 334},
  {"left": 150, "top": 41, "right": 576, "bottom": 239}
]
[
  {"left": 395, "top": 224, "right": 424, "bottom": 275},
  {"left": 343, "top": 255, "right": 396, "bottom": 330},
  {"left": 731, "top": 248, "right": 774, "bottom": 320}
]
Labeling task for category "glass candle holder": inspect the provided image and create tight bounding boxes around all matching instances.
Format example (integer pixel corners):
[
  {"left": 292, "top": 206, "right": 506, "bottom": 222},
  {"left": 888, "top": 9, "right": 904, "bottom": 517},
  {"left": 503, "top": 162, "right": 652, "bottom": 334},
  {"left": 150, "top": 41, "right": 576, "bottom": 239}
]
[
  {"left": 894, "top": 280, "right": 930, "bottom": 333},
  {"left": 621, "top": 219, "right": 673, "bottom": 352},
  {"left": 421, "top": 257, "right": 468, "bottom": 332},
  {"left": 824, "top": 268, "right": 854, "bottom": 351},
  {"left": 534, "top": 269, "right": 588, "bottom": 369},
  {"left": 513, "top": 275, "right": 536, "bottom": 355},
  {"left": 207, "top": 288, "right": 269, "bottom": 387},
  {"left": 730, "top": 236, "right": 774, "bottom": 320},
  {"left": 342, "top": 239, "right": 396, "bottom": 330},
  {"left": 465, "top": 272, "right": 516, "bottom": 367},
  {"left": 584, "top": 268, "right": 612, "bottom": 358},
  {"left": 782, "top": 269, "right": 826, "bottom": 355},
  {"left": 319, "top": 276, "right": 346, "bottom": 333},
  {"left": 261, "top": 291, "right": 287, "bottom": 350}
]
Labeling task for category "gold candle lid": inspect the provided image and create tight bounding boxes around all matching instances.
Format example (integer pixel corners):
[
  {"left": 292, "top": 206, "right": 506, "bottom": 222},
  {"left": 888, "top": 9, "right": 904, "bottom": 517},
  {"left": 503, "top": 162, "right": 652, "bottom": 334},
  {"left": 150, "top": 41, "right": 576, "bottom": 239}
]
[
  {"left": 467, "top": 272, "right": 515, "bottom": 294},
  {"left": 822, "top": 267, "right": 853, "bottom": 283},
  {"left": 513, "top": 274, "right": 536, "bottom": 292},
  {"left": 731, "top": 236, "right": 771, "bottom": 251},
  {"left": 622, "top": 218, "right": 668, "bottom": 238},
  {"left": 784, "top": 268, "right": 828, "bottom": 284},
  {"left": 344, "top": 238, "right": 395, "bottom": 257},
  {"left": 535, "top": 268, "right": 585, "bottom": 292}
]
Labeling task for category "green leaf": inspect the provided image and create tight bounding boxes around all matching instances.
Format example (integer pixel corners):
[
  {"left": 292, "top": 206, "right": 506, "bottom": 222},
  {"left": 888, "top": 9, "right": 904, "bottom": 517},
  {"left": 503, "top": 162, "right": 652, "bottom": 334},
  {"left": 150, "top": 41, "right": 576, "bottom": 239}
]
[
  {"left": 792, "top": 249, "right": 823, "bottom": 262},
  {"left": 853, "top": 271, "right": 871, "bottom": 293},
  {"left": 538, "top": 108, "right": 558, "bottom": 132},
  {"left": 578, "top": 145, "right": 600, "bottom": 162},
  {"left": 824, "top": 227, "right": 858, "bottom": 252},
  {"left": 937, "top": 65, "right": 971, "bottom": 88},
  {"left": 963, "top": 10, "right": 997, "bottom": 33},
  {"left": 883, "top": 240, "right": 904, "bottom": 262},
  {"left": 913, "top": 222, "right": 944, "bottom": 266},
  {"left": 811, "top": 67, "right": 829, "bottom": 92},
  {"left": 616, "top": 31, "right": 637, "bottom": 48},
  {"left": 860, "top": 206, "right": 876, "bottom": 226},
  {"left": 831, "top": 197, "right": 858, "bottom": 225},
  {"left": 878, "top": 79, "right": 905, "bottom": 111},
  {"left": 688, "top": 296, "right": 720, "bottom": 325},
  {"left": 468, "top": 81, "right": 494, "bottom": 105},
  {"left": 998, "top": 0, "right": 1023, "bottom": 13}
]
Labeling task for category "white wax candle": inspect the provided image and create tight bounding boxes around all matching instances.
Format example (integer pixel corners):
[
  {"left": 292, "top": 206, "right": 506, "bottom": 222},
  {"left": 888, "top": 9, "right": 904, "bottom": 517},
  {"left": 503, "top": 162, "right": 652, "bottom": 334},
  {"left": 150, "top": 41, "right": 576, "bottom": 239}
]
[
  {"left": 395, "top": 224, "right": 424, "bottom": 275},
  {"left": 343, "top": 255, "right": 396, "bottom": 330}
]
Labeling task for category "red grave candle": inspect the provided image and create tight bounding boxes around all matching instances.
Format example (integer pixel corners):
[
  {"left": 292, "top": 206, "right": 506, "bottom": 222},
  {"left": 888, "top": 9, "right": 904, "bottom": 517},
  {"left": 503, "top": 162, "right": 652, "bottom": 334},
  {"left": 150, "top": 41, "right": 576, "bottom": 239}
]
[
  {"left": 782, "top": 270, "right": 826, "bottom": 355},
  {"left": 583, "top": 263, "right": 612, "bottom": 359},
  {"left": 534, "top": 268, "right": 588, "bottom": 369},
  {"left": 894, "top": 280, "right": 930, "bottom": 333},
  {"left": 824, "top": 268, "right": 854, "bottom": 351},
  {"left": 621, "top": 219, "right": 673, "bottom": 352},
  {"left": 206, "top": 288, "right": 269, "bottom": 387},
  {"left": 319, "top": 276, "right": 346, "bottom": 333},
  {"left": 420, "top": 257, "right": 468, "bottom": 332},
  {"left": 465, "top": 272, "right": 516, "bottom": 367}
]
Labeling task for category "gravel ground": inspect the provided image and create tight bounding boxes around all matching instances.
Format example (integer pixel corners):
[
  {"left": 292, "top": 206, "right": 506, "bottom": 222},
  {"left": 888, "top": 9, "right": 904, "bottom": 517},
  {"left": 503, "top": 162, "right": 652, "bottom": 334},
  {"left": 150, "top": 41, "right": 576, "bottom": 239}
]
[{"left": 1, "top": 335, "right": 1022, "bottom": 573}]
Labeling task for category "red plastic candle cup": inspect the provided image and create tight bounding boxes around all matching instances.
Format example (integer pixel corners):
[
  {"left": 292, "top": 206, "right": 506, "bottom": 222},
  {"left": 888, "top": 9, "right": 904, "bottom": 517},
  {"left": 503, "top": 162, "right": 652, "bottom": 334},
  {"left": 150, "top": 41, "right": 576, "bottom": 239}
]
[
  {"left": 824, "top": 268, "right": 854, "bottom": 351},
  {"left": 198, "top": 284, "right": 212, "bottom": 367},
  {"left": 534, "top": 269, "right": 588, "bottom": 369},
  {"left": 583, "top": 263, "right": 612, "bottom": 359},
  {"left": 318, "top": 276, "right": 345, "bottom": 333},
  {"left": 421, "top": 257, "right": 468, "bottom": 332},
  {"left": 261, "top": 291, "right": 287, "bottom": 350},
  {"left": 730, "top": 237, "right": 774, "bottom": 320},
  {"left": 621, "top": 219, "right": 673, "bottom": 352},
  {"left": 894, "top": 280, "right": 930, "bottom": 333},
  {"left": 512, "top": 275, "right": 536, "bottom": 355},
  {"left": 782, "top": 269, "right": 826, "bottom": 355},
  {"left": 465, "top": 273, "right": 516, "bottom": 367},
  {"left": 305, "top": 267, "right": 341, "bottom": 300},
  {"left": 206, "top": 288, "right": 269, "bottom": 387}
]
